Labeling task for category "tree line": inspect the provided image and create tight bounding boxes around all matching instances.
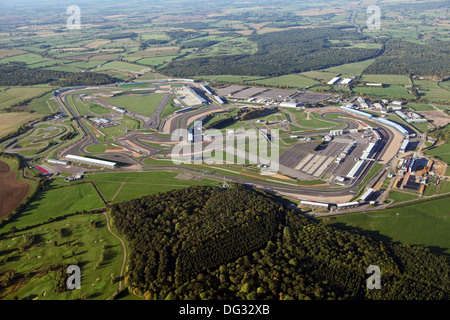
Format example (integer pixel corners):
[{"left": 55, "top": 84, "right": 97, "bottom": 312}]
[
  {"left": 0, "top": 62, "right": 119, "bottom": 87},
  {"left": 110, "top": 184, "right": 450, "bottom": 300},
  {"left": 363, "top": 39, "right": 449, "bottom": 80},
  {"left": 161, "top": 27, "right": 381, "bottom": 77}
]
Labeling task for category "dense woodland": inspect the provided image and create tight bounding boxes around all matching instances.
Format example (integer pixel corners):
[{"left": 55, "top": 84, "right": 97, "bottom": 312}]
[
  {"left": 161, "top": 28, "right": 381, "bottom": 77},
  {"left": 0, "top": 63, "right": 119, "bottom": 86},
  {"left": 363, "top": 40, "right": 450, "bottom": 79},
  {"left": 111, "top": 185, "right": 450, "bottom": 300}
]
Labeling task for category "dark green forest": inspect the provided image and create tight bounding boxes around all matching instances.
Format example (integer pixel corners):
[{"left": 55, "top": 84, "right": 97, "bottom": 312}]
[
  {"left": 0, "top": 63, "right": 119, "bottom": 86},
  {"left": 363, "top": 40, "right": 450, "bottom": 79},
  {"left": 110, "top": 184, "right": 450, "bottom": 300},
  {"left": 161, "top": 28, "right": 382, "bottom": 77}
]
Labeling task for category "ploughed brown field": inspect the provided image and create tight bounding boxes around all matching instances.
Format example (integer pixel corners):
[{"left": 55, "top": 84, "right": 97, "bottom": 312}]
[{"left": 0, "top": 161, "right": 30, "bottom": 218}]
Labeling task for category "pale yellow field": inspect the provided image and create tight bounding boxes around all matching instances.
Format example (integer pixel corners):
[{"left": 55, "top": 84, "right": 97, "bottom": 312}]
[
  {"left": 0, "top": 113, "right": 41, "bottom": 137},
  {"left": 85, "top": 40, "right": 111, "bottom": 49},
  {"left": 0, "top": 49, "right": 26, "bottom": 59}
]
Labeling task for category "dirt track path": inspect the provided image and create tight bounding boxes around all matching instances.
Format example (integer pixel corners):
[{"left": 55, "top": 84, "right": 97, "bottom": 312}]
[{"left": 103, "top": 212, "right": 127, "bottom": 300}]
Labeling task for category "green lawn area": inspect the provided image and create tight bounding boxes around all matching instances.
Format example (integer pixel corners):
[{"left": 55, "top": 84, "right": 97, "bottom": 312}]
[
  {"left": 0, "top": 183, "right": 105, "bottom": 233},
  {"left": 425, "top": 143, "right": 450, "bottom": 164},
  {"left": 324, "top": 197, "right": 450, "bottom": 254},
  {"left": 387, "top": 190, "right": 419, "bottom": 203},
  {"left": 85, "top": 144, "right": 108, "bottom": 153},
  {"left": 0, "top": 213, "right": 124, "bottom": 300},
  {"left": 98, "top": 125, "right": 127, "bottom": 142},
  {"left": 119, "top": 116, "right": 142, "bottom": 130},
  {"left": 160, "top": 96, "right": 181, "bottom": 120},
  {"left": 107, "top": 93, "right": 167, "bottom": 116}
]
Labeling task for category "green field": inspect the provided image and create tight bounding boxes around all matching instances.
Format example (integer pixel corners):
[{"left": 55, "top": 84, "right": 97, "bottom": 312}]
[
  {"left": 406, "top": 103, "right": 435, "bottom": 111},
  {"left": 352, "top": 85, "right": 416, "bottom": 100},
  {"left": 360, "top": 74, "right": 411, "bottom": 86},
  {"left": 0, "top": 53, "right": 52, "bottom": 66},
  {"left": 322, "top": 59, "right": 376, "bottom": 76},
  {"left": 425, "top": 143, "right": 450, "bottom": 164},
  {"left": 0, "top": 87, "right": 53, "bottom": 111},
  {"left": 325, "top": 197, "right": 450, "bottom": 254},
  {"left": 193, "top": 75, "right": 265, "bottom": 84},
  {"left": 249, "top": 74, "right": 319, "bottom": 89},
  {"left": 415, "top": 80, "right": 450, "bottom": 103},
  {"left": 0, "top": 213, "right": 124, "bottom": 300},
  {"left": 89, "top": 171, "right": 219, "bottom": 204},
  {"left": 387, "top": 190, "right": 419, "bottom": 203},
  {"left": 108, "top": 93, "right": 167, "bottom": 116},
  {"left": 0, "top": 183, "right": 105, "bottom": 233},
  {"left": 300, "top": 70, "right": 337, "bottom": 83},
  {"left": 96, "top": 61, "right": 148, "bottom": 73}
]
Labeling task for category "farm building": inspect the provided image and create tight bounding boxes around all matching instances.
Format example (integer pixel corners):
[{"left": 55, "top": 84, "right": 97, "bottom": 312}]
[
  {"left": 341, "top": 78, "right": 353, "bottom": 85},
  {"left": 366, "top": 83, "right": 383, "bottom": 87},
  {"left": 328, "top": 77, "right": 341, "bottom": 85}
]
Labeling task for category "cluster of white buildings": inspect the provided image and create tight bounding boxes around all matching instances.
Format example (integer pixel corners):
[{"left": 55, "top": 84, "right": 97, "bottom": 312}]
[
  {"left": 395, "top": 110, "right": 427, "bottom": 124},
  {"left": 328, "top": 77, "right": 353, "bottom": 86}
]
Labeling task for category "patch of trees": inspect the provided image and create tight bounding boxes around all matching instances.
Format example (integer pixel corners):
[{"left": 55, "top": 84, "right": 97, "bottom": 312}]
[
  {"left": 205, "top": 117, "right": 236, "bottom": 130},
  {"left": 363, "top": 40, "right": 450, "bottom": 79},
  {"left": 180, "top": 40, "right": 219, "bottom": 50},
  {"left": 427, "top": 128, "right": 450, "bottom": 143},
  {"left": 161, "top": 28, "right": 381, "bottom": 77},
  {"left": 103, "top": 32, "right": 137, "bottom": 40},
  {"left": 166, "top": 31, "right": 203, "bottom": 41},
  {"left": 241, "top": 108, "right": 271, "bottom": 121},
  {"left": 0, "top": 63, "right": 119, "bottom": 86},
  {"left": 111, "top": 184, "right": 450, "bottom": 300},
  {"left": 60, "top": 131, "right": 78, "bottom": 141}
]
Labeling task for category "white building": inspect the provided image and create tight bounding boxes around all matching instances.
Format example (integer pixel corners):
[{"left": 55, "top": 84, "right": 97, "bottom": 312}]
[
  {"left": 330, "top": 130, "right": 344, "bottom": 136},
  {"left": 373, "top": 103, "right": 383, "bottom": 109},
  {"left": 47, "top": 159, "right": 69, "bottom": 165},
  {"left": 65, "top": 155, "right": 117, "bottom": 168},
  {"left": 341, "top": 78, "right": 353, "bottom": 85},
  {"left": 360, "top": 188, "right": 375, "bottom": 202},
  {"left": 328, "top": 77, "right": 341, "bottom": 85},
  {"left": 279, "top": 102, "right": 299, "bottom": 108},
  {"left": 400, "top": 139, "right": 409, "bottom": 153},
  {"left": 360, "top": 103, "right": 370, "bottom": 109},
  {"left": 300, "top": 201, "right": 330, "bottom": 210},
  {"left": 366, "top": 83, "right": 383, "bottom": 87}
]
